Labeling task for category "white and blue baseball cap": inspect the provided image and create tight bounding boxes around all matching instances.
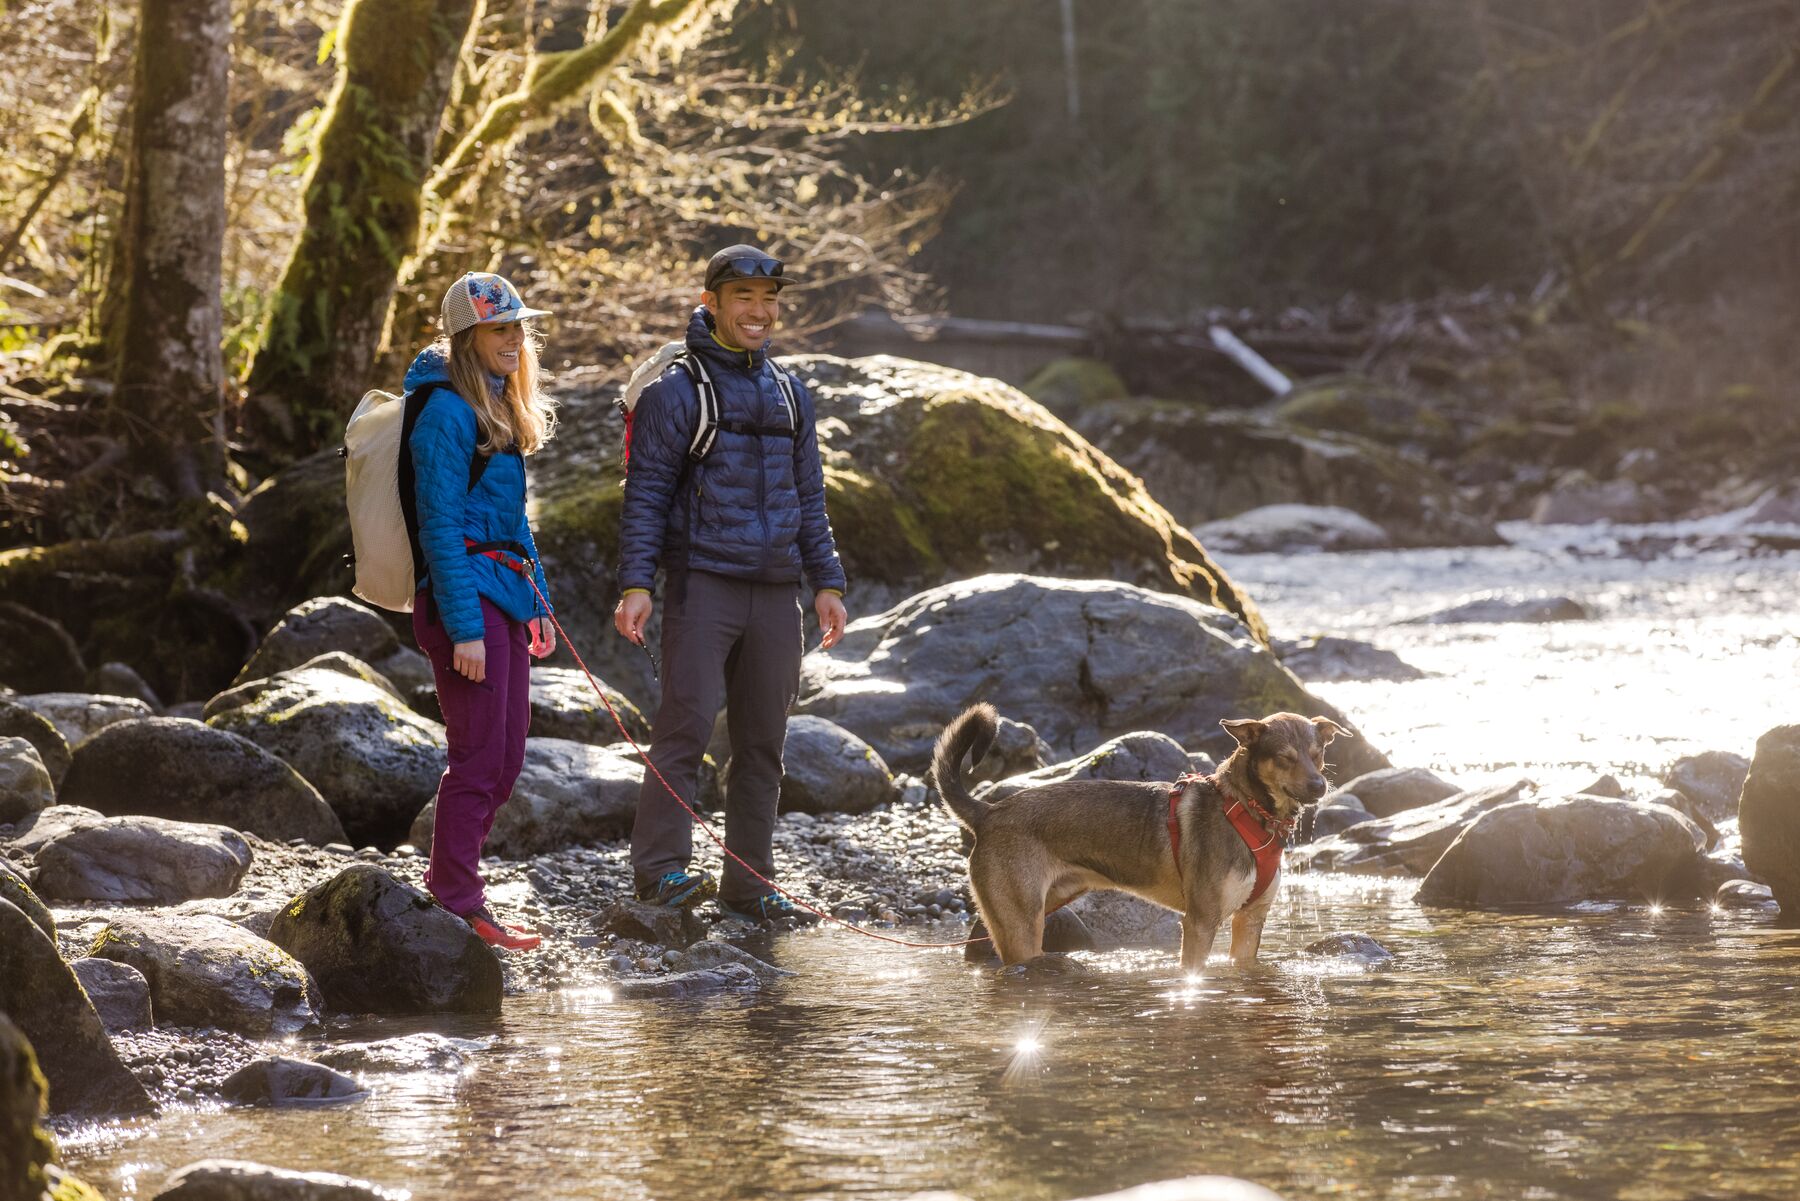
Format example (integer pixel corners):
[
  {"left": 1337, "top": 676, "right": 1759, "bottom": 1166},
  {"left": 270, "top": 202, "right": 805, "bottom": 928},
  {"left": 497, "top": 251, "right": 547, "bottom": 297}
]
[{"left": 441, "top": 272, "right": 552, "bottom": 336}]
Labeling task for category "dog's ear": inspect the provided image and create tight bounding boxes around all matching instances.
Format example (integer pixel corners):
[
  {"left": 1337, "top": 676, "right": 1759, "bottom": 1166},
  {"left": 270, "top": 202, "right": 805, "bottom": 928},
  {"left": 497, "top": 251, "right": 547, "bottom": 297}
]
[
  {"left": 1311, "top": 717, "right": 1350, "bottom": 745},
  {"left": 1220, "top": 718, "right": 1267, "bottom": 747}
]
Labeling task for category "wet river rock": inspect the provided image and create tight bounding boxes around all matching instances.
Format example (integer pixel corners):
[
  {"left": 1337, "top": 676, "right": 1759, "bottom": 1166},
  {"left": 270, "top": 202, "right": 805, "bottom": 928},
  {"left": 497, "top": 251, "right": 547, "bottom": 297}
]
[
  {"left": 1404, "top": 595, "right": 1589, "bottom": 625},
  {"left": 268, "top": 865, "right": 502, "bottom": 1015},
  {"left": 594, "top": 898, "right": 708, "bottom": 949},
  {"left": 0, "top": 736, "right": 54, "bottom": 825},
  {"left": 410, "top": 736, "right": 642, "bottom": 857},
  {"left": 1272, "top": 635, "right": 1425, "bottom": 684},
  {"left": 1663, "top": 750, "right": 1751, "bottom": 823},
  {"left": 206, "top": 661, "right": 447, "bottom": 847},
  {"left": 1336, "top": 766, "right": 1461, "bottom": 818},
  {"left": 795, "top": 574, "right": 1387, "bottom": 777},
  {"left": 1416, "top": 795, "right": 1709, "bottom": 909},
  {"left": 312, "top": 1034, "right": 485, "bottom": 1075},
  {"left": 69, "top": 956, "right": 154, "bottom": 1031},
  {"left": 220, "top": 1056, "right": 364, "bottom": 1107},
  {"left": 0, "top": 898, "right": 152, "bottom": 1116},
  {"left": 58, "top": 717, "right": 346, "bottom": 845},
  {"left": 1195, "top": 503, "right": 1392, "bottom": 553},
  {"left": 150, "top": 1159, "right": 409, "bottom": 1200},
  {"left": 1289, "top": 779, "right": 1532, "bottom": 875},
  {"left": 26, "top": 810, "right": 252, "bottom": 904},
  {"left": 1738, "top": 725, "right": 1800, "bottom": 924},
  {"left": 88, "top": 913, "right": 322, "bottom": 1036}
]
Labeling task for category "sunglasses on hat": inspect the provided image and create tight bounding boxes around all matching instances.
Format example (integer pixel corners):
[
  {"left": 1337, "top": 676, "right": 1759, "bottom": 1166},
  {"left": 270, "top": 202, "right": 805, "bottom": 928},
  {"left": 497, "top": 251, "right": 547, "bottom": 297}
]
[{"left": 708, "top": 255, "right": 786, "bottom": 291}]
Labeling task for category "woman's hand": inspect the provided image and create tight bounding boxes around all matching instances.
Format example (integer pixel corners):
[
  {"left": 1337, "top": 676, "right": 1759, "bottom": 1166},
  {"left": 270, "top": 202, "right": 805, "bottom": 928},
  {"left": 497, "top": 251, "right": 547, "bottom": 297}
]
[
  {"left": 452, "top": 640, "right": 487, "bottom": 683},
  {"left": 529, "top": 617, "right": 556, "bottom": 659}
]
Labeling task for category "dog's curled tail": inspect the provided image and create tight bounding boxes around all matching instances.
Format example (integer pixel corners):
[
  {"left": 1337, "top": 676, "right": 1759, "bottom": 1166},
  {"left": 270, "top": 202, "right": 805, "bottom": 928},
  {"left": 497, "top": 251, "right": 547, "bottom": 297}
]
[{"left": 931, "top": 702, "right": 999, "bottom": 833}]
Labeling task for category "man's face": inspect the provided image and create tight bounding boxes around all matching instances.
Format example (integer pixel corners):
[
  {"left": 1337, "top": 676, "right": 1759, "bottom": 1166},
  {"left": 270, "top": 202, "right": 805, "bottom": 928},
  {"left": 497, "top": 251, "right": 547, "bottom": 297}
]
[{"left": 705, "top": 278, "right": 781, "bottom": 351}]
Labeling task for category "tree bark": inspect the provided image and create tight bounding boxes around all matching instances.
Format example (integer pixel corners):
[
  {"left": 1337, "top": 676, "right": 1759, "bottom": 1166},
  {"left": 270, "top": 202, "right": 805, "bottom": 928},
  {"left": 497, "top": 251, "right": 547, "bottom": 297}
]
[
  {"left": 244, "top": 0, "right": 480, "bottom": 459},
  {"left": 107, "top": 0, "right": 231, "bottom": 500}
]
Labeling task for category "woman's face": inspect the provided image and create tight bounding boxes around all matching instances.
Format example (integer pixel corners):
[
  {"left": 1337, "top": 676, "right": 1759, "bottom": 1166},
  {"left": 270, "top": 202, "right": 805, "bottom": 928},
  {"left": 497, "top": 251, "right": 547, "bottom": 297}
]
[{"left": 472, "top": 320, "right": 525, "bottom": 376}]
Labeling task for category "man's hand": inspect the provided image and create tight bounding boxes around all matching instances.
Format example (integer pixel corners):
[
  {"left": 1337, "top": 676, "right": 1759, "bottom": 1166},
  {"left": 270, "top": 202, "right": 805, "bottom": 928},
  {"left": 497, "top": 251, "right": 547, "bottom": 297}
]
[
  {"left": 815, "top": 591, "right": 848, "bottom": 650},
  {"left": 615, "top": 591, "right": 653, "bottom": 645},
  {"left": 529, "top": 617, "right": 556, "bottom": 659},
  {"left": 452, "top": 640, "right": 487, "bottom": 683}
]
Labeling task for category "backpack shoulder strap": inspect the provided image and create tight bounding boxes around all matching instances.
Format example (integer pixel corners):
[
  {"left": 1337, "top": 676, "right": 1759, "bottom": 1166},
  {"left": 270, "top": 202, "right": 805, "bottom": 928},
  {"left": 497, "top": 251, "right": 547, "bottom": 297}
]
[
  {"left": 674, "top": 354, "right": 721, "bottom": 462},
  {"left": 768, "top": 360, "right": 800, "bottom": 439}
]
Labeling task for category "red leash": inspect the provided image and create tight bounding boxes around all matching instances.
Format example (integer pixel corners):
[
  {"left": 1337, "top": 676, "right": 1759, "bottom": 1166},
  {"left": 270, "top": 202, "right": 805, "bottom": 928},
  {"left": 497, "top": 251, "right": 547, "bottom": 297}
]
[{"left": 480, "top": 547, "right": 988, "bottom": 949}]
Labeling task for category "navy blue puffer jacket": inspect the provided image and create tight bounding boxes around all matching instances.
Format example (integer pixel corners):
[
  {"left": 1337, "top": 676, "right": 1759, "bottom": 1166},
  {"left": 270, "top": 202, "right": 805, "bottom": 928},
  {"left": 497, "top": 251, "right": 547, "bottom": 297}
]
[{"left": 617, "top": 307, "right": 846, "bottom": 595}]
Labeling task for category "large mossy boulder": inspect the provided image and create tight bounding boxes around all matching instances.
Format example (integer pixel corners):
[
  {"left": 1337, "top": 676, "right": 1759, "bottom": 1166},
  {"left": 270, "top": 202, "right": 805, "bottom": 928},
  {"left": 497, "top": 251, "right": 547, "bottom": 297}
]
[
  {"left": 0, "top": 601, "right": 87, "bottom": 694},
  {"left": 59, "top": 717, "right": 345, "bottom": 845},
  {"left": 0, "top": 898, "right": 153, "bottom": 1116},
  {"left": 0, "top": 858, "right": 54, "bottom": 941},
  {"left": 530, "top": 355, "right": 1265, "bottom": 702},
  {"left": 794, "top": 574, "right": 1386, "bottom": 777},
  {"left": 267, "top": 866, "right": 501, "bottom": 1015},
  {"left": 528, "top": 666, "right": 650, "bottom": 745},
  {"left": 205, "top": 662, "right": 446, "bottom": 847},
  {"left": 1, "top": 1012, "right": 59, "bottom": 1201},
  {"left": 1067, "top": 398, "right": 1496, "bottom": 548},
  {"left": 1022, "top": 356, "right": 1129, "bottom": 416},
  {"left": 1739, "top": 725, "right": 1800, "bottom": 925}
]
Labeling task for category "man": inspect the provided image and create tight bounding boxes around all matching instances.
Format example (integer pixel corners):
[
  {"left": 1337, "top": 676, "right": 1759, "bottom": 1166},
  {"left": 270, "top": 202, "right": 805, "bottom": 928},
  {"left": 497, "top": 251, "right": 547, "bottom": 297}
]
[{"left": 614, "top": 244, "right": 849, "bottom": 923}]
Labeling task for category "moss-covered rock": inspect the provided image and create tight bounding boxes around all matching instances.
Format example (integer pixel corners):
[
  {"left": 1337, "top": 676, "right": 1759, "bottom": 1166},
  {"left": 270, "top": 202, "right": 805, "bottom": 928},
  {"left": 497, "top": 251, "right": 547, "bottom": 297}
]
[
  {"left": 1069, "top": 397, "right": 1498, "bottom": 548},
  {"left": 0, "top": 858, "right": 54, "bottom": 941},
  {"left": 1022, "top": 356, "right": 1129, "bottom": 417},
  {"left": 0, "top": 898, "right": 153, "bottom": 1117},
  {"left": 1, "top": 1012, "right": 59, "bottom": 1201},
  {"left": 524, "top": 354, "right": 1266, "bottom": 701}
]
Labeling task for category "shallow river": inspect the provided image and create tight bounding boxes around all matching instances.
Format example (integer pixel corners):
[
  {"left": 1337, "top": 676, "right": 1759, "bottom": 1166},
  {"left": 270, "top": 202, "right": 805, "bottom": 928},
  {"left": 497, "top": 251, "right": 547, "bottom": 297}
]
[{"left": 62, "top": 523, "right": 1800, "bottom": 1200}]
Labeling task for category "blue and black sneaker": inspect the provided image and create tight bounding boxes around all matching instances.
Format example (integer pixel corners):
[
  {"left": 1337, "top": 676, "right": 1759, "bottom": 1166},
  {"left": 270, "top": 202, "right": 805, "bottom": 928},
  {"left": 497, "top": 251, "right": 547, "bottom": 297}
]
[
  {"left": 717, "top": 892, "right": 820, "bottom": 926},
  {"left": 637, "top": 868, "right": 718, "bottom": 908}
]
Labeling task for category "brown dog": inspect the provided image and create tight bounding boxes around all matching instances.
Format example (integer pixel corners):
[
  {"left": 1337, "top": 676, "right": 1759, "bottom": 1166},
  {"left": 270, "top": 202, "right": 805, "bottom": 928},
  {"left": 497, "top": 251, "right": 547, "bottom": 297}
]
[{"left": 931, "top": 704, "right": 1347, "bottom": 970}]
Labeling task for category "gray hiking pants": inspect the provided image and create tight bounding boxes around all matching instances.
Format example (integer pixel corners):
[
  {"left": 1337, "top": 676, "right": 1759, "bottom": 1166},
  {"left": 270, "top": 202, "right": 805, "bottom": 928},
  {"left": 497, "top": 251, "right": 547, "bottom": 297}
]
[{"left": 630, "top": 569, "right": 804, "bottom": 904}]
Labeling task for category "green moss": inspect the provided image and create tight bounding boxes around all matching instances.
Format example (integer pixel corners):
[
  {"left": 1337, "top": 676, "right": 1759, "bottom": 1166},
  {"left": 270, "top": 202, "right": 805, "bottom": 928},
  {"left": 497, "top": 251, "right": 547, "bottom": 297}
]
[
  {"left": 1276, "top": 375, "right": 1456, "bottom": 450},
  {"left": 533, "top": 484, "right": 624, "bottom": 567},
  {"left": 823, "top": 466, "right": 939, "bottom": 584},
  {"left": 1023, "top": 356, "right": 1128, "bottom": 416}
]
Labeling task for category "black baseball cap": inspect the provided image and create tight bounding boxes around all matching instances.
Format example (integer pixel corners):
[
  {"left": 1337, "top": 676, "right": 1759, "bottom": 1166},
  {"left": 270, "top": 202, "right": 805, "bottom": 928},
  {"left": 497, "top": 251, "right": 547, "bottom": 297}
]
[{"left": 705, "top": 244, "right": 791, "bottom": 293}]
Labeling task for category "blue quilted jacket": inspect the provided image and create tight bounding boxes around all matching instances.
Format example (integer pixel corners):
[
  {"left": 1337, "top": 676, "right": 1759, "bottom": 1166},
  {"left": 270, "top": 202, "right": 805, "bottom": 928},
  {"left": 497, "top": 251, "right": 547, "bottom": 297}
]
[
  {"left": 405, "top": 346, "right": 553, "bottom": 645},
  {"left": 617, "top": 307, "right": 846, "bottom": 595}
]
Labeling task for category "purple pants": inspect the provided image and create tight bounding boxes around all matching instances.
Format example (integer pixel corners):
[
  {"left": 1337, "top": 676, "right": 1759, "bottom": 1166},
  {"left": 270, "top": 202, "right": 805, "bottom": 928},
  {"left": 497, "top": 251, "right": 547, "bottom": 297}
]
[{"left": 414, "top": 591, "right": 530, "bottom": 916}]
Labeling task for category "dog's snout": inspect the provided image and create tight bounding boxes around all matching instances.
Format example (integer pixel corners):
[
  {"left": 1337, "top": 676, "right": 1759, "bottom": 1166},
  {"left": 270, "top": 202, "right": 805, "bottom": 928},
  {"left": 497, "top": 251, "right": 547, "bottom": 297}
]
[{"left": 1306, "top": 776, "right": 1329, "bottom": 800}]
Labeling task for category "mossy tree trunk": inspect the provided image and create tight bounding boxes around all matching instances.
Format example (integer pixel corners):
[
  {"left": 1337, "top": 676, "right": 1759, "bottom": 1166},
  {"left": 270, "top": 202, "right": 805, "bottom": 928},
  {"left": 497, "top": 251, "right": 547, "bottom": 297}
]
[
  {"left": 381, "top": 0, "right": 537, "bottom": 369},
  {"left": 106, "top": 0, "right": 230, "bottom": 501},
  {"left": 244, "top": 0, "right": 480, "bottom": 459}
]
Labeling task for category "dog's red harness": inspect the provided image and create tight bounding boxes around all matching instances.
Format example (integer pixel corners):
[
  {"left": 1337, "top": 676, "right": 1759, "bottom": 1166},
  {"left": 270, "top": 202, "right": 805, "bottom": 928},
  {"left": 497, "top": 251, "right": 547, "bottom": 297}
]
[{"left": 1168, "top": 774, "right": 1294, "bottom": 907}]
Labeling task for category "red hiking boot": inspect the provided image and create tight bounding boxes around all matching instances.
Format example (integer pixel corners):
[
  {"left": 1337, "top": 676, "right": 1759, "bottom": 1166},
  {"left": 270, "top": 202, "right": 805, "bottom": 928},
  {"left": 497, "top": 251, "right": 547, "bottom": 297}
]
[{"left": 463, "top": 905, "right": 541, "bottom": 950}]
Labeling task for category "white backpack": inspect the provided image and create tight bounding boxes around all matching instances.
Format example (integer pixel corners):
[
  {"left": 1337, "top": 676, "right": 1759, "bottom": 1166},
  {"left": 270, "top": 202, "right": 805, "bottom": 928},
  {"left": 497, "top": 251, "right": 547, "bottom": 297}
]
[{"left": 342, "top": 382, "right": 484, "bottom": 612}]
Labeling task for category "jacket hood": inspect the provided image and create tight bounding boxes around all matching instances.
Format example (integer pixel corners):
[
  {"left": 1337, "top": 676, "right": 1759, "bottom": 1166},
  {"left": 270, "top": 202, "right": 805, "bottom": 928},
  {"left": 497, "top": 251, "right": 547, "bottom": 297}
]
[
  {"left": 685, "top": 305, "right": 769, "bottom": 373},
  {"left": 404, "top": 345, "right": 454, "bottom": 393},
  {"left": 404, "top": 343, "right": 504, "bottom": 399}
]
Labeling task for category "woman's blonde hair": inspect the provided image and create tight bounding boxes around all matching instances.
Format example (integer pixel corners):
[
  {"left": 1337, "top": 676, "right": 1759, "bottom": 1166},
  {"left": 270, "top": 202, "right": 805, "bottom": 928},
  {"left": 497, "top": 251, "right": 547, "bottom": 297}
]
[{"left": 439, "top": 322, "right": 558, "bottom": 456}]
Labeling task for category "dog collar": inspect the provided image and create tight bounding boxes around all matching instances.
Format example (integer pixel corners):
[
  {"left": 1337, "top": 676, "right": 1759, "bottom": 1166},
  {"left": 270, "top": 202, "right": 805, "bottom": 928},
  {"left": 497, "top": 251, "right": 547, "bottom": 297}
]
[{"left": 1168, "top": 774, "right": 1289, "bottom": 908}]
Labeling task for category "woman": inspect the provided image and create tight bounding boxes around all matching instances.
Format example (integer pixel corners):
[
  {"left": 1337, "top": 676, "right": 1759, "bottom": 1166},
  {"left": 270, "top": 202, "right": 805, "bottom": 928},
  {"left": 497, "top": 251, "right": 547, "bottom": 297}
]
[{"left": 407, "top": 271, "right": 558, "bottom": 950}]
